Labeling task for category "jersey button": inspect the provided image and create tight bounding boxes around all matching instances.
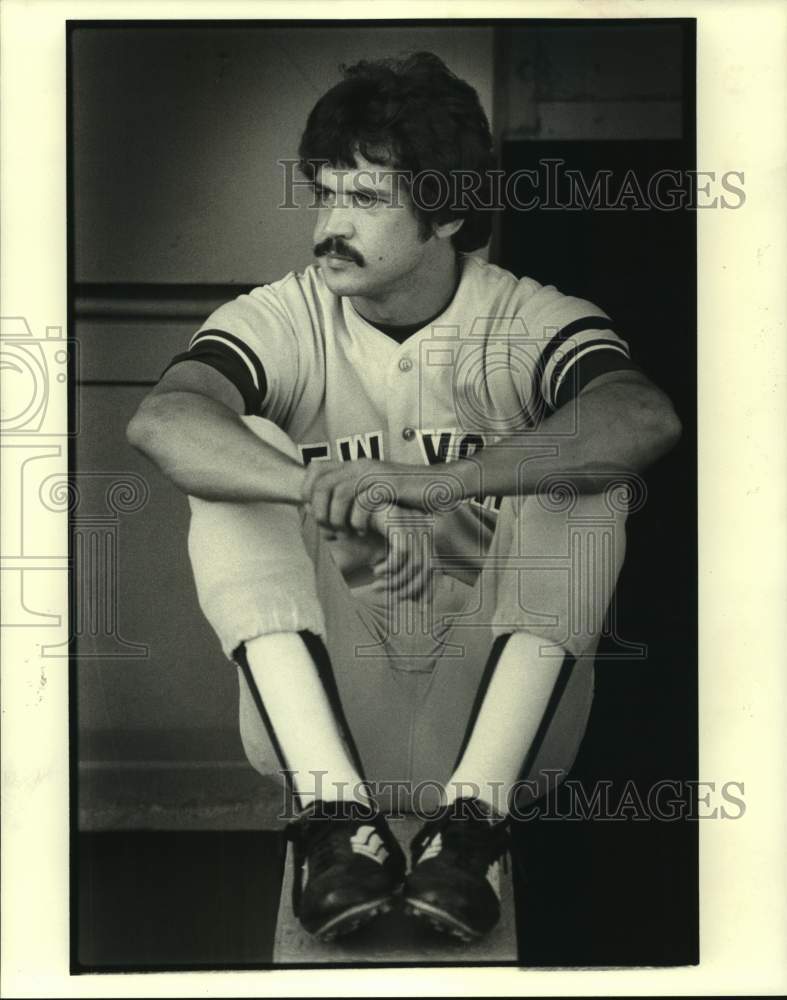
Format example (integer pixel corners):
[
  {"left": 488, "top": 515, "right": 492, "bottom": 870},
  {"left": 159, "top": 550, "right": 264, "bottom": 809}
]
[
  {"left": 398, "top": 357, "right": 413, "bottom": 372},
  {"left": 402, "top": 426, "right": 416, "bottom": 441}
]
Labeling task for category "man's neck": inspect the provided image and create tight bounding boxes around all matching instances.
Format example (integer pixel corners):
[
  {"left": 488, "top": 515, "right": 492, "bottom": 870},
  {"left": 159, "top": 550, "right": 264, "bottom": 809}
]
[{"left": 350, "top": 251, "right": 461, "bottom": 327}]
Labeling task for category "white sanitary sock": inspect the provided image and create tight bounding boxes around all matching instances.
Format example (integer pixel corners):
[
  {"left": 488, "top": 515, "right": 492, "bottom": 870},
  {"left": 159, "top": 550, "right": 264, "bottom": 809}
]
[
  {"left": 244, "top": 632, "right": 368, "bottom": 808},
  {"left": 445, "top": 632, "right": 566, "bottom": 817}
]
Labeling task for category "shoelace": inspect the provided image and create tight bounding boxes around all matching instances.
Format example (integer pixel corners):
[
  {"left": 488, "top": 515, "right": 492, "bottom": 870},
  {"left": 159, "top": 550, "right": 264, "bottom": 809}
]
[{"left": 411, "top": 803, "right": 511, "bottom": 875}]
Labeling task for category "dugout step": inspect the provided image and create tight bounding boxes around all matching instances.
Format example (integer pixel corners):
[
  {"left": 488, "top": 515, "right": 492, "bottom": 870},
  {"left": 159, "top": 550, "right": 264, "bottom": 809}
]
[{"left": 273, "top": 814, "right": 516, "bottom": 963}]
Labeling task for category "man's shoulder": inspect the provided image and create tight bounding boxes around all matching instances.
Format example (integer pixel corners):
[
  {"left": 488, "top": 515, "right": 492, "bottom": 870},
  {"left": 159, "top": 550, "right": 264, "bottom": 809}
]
[
  {"left": 248, "top": 263, "right": 332, "bottom": 308},
  {"left": 462, "top": 255, "right": 542, "bottom": 295},
  {"left": 204, "top": 265, "right": 333, "bottom": 340},
  {"left": 460, "top": 254, "right": 545, "bottom": 309},
  {"left": 197, "top": 265, "right": 335, "bottom": 351},
  {"left": 463, "top": 256, "right": 611, "bottom": 321}
]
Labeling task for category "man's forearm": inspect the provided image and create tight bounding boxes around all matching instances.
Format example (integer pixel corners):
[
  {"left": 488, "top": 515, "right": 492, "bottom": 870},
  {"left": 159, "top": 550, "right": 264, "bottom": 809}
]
[
  {"left": 453, "top": 374, "right": 682, "bottom": 500},
  {"left": 127, "top": 391, "right": 307, "bottom": 503}
]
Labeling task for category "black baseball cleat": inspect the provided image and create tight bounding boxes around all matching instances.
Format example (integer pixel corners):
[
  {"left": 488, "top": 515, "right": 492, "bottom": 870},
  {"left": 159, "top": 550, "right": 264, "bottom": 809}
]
[
  {"left": 284, "top": 799, "right": 407, "bottom": 942},
  {"left": 403, "top": 797, "right": 510, "bottom": 942}
]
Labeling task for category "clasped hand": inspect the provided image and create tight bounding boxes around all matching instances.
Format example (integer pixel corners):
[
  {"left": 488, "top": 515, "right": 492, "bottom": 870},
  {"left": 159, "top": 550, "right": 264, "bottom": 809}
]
[{"left": 300, "top": 459, "right": 465, "bottom": 601}]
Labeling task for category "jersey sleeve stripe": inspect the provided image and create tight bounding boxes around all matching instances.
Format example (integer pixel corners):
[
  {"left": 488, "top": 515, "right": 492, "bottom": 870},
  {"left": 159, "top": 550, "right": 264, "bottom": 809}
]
[
  {"left": 550, "top": 341, "right": 631, "bottom": 408},
  {"left": 190, "top": 329, "right": 266, "bottom": 393},
  {"left": 162, "top": 328, "right": 269, "bottom": 415},
  {"left": 534, "top": 316, "right": 616, "bottom": 410},
  {"left": 539, "top": 316, "right": 616, "bottom": 370}
]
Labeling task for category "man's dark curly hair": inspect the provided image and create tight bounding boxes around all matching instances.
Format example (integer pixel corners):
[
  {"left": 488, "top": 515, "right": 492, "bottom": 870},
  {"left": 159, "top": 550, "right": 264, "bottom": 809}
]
[{"left": 298, "top": 52, "right": 496, "bottom": 253}]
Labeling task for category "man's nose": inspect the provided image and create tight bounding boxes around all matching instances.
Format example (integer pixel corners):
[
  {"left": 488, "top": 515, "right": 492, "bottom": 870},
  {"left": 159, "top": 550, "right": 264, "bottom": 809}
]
[{"left": 320, "top": 204, "right": 354, "bottom": 240}]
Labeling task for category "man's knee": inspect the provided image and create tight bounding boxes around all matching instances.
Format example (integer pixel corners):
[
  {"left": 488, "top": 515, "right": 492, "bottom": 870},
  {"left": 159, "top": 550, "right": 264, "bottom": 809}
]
[
  {"left": 184, "top": 419, "right": 326, "bottom": 659},
  {"left": 487, "top": 492, "right": 628, "bottom": 662}
]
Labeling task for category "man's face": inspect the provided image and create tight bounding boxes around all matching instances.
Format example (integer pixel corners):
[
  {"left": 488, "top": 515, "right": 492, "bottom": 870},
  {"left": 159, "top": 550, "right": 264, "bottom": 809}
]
[{"left": 310, "top": 153, "right": 434, "bottom": 301}]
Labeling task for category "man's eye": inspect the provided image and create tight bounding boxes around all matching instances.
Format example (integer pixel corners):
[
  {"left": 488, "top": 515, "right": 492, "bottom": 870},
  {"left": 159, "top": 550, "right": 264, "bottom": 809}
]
[{"left": 353, "top": 192, "right": 378, "bottom": 208}]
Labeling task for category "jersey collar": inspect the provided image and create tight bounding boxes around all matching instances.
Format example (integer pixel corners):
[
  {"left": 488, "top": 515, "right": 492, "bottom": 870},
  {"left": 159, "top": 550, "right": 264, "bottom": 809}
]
[{"left": 343, "top": 255, "right": 474, "bottom": 348}]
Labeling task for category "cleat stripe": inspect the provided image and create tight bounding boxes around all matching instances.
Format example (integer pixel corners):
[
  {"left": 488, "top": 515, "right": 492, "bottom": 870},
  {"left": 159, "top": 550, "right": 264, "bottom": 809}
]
[
  {"left": 350, "top": 828, "right": 389, "bottom": 864},
  {"left": 418, "top": 833, "right": 443, "bottom": 863}
]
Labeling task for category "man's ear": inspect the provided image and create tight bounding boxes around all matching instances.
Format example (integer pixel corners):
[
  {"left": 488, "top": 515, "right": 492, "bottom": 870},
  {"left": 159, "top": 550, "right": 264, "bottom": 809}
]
[{"left": 433, "top": 217, "right": 464, "bottom": 241}]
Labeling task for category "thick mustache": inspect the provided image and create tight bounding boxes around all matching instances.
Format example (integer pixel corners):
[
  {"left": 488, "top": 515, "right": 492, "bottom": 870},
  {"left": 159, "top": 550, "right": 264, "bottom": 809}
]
[{"left": 314, "top": 239, "right": 364, "bottom": 266}]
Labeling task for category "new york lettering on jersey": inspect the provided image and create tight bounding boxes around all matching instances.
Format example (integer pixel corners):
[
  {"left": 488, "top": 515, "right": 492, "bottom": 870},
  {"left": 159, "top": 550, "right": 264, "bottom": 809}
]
[{"left": 297, "top": 428, "right": 503, "bottom": 514}]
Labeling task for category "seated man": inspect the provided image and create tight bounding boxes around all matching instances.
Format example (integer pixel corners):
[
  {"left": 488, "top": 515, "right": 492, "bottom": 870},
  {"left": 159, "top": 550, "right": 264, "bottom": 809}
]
[{"left": 128, "top": 52, "right": 681, "bottom": 944}]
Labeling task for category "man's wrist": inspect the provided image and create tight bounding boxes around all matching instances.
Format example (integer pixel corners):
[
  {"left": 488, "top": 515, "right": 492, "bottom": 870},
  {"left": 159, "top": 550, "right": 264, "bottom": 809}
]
[{"left": 453, "top": 458, "right": 483, "bottom": 502}]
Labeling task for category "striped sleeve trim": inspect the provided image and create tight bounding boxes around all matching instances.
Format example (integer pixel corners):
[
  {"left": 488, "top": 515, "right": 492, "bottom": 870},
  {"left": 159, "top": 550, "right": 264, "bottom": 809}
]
[
  {"left": 161, "top": 328, "right": 268, "bottom": 415},
  {"left": 551, "top": 341, "right": 635, "bottom": 410},
  {"left": 189, "top": 329, "right": 267, "bottom": 394},
  {"left": 538, "top": 316, "right": 616, "bottom": 373},
  {"left": 536, "top": 317, "right": 623, "bottom": 411}
]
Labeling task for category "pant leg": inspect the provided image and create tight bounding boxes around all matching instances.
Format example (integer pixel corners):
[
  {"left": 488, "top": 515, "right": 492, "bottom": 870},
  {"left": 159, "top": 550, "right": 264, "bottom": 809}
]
[
  {"left": 187, "top": 416, "right": 327, "bottom": 658},
  {"left": 483, "top": 490, "right": 628, "bottom": 661},
  {"left": 234, "top": 506, "right": 460, "bottom": 797},
  {"left": 188, "top": 424, "right": 626, "bottom": 808},
  {"left": 186, "top": 418, "right": 324, "bottom": 778},
  {"left": 186, "top": 416, "right": 450, "bottom": 791},
  {"left": 299, "top": 492, "right": 627, "bottom": 811},
  {"left": 407, "top": 490, "right": 628, "bottom": 808},
  {"left": 300, "top": 516, "right": 483, "bottom": 810}
]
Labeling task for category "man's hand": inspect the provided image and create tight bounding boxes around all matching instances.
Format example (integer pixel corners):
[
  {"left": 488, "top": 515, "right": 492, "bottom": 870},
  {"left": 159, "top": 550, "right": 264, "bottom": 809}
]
[
  {"left": 370, "top": 510, "right": 435, "bottom": 602},
  {"left": 301, "top": 458, "right": 464, "bottom": 536},
  {"left": 302, "top": 459, "right": 465, "bottom": 602}
]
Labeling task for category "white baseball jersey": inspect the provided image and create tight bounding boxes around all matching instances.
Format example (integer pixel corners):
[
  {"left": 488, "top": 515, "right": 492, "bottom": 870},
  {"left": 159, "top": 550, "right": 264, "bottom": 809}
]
[{"left": 165, "top": 254, "right": 634, "bottom": 574}]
